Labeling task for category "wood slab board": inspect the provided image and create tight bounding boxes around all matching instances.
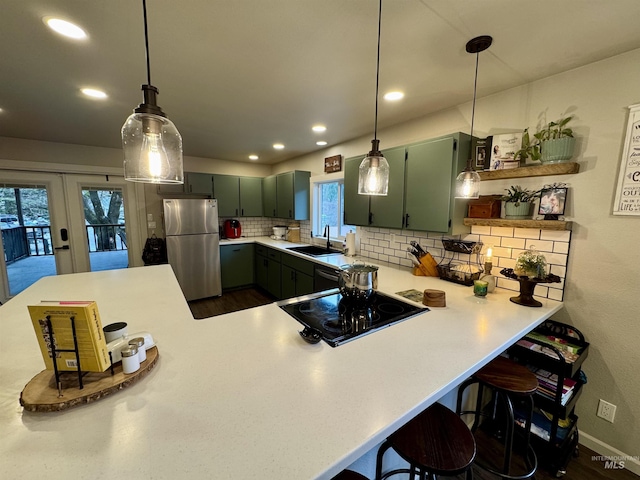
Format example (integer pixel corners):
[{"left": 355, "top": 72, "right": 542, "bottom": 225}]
[{"left": 20, "top": 346, "right": 159, "bottom": 412}]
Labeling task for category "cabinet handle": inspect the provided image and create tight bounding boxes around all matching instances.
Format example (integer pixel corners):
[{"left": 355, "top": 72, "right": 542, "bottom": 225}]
[
  {"left": 405, "top": 213, "right": 410, "bottom": 228},
  {"left": 241, "top": 208, "right": 244, "bottom": 216},
  {"left": 273, "top": 209, "right": 276, "bottom": 216},
  {"left": 289, "top": 209, "right": 292, "bottom": 218},
  {"left": 368, "top": 212, "right": 373, "bottom": 225}
]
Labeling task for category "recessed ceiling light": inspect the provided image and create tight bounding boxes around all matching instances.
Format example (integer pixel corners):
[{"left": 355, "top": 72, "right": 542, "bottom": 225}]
[
  {"left": 384, "top": 91, "right": 404, "bottom": 101},
  {"left": 273, "top": 143, "right": 285, "bottom": 150},
  {"left": 44, "top": 18, "right": 87, "bottom": 40},
  {"left": 248, "top": 154, "right": 259, "bottom": 160},
  {"left": 312, "top": 125, "right": 327, "bottom": 133},
  {"left": 81, "top": 88, "right": 107, "bottom": 99},
  {"left": 316, "top": 141, "right": 327, "bottom": 146}
]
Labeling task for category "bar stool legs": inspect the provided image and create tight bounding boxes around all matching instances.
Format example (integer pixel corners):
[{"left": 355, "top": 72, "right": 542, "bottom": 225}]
[{"left": 456, "top": 356, "right": 538, "bottom": 480}]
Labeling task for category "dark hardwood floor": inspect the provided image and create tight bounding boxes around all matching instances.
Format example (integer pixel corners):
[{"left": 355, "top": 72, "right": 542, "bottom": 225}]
[
  {"left": 188, "top": 289, "right": 638, "bottom": 480},
  {"left": 188, "top": 286, "right": 275, "bottom": 319}
]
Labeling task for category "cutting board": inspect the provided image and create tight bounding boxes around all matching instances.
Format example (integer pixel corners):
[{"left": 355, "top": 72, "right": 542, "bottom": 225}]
[{"left": 20, "top": 346, "right": 159, "bottom": 412}]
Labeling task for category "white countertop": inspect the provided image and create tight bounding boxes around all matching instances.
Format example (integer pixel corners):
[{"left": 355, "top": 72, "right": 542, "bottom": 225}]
[{"left": 0, "top": 247, "right": 563, "bottom": 479}]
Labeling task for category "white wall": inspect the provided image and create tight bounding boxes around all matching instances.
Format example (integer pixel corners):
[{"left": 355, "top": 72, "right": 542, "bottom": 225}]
[{"left": 280, "top": 48, "right": 640, "bottom": 462}]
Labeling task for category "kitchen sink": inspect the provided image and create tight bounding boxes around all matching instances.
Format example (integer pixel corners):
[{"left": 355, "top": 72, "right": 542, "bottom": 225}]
[{"left": 286, "top": 245, "right": 342, "bottom": 257}]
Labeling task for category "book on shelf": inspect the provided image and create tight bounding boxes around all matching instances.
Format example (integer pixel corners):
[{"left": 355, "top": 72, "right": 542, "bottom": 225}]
[
  {"left": 526, "top": 365, "right": 577, "bottom": 405},
  {"left": 516, "top": 335, "right": 581, "bottom": 363},
  {"left": 28, "top": 300, "right": 110, "bottom": 373}
]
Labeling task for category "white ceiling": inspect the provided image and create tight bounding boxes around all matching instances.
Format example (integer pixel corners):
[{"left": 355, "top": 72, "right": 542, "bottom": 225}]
[{"left": 2, "top": 0, "right": 640, "bottom": 165}]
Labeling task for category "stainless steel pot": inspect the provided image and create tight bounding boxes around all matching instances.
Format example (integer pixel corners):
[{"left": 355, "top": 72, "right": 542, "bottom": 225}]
[{"left": 338, "top": 263, "right": 378, "bottom": 302}]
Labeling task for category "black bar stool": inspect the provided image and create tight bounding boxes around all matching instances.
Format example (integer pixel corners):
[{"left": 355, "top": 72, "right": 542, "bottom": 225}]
[
  {"left": 375, "top": 402, "right": 476, "bottom": 480},
  {"left": 332, "top": 470, "right": 369, "bottom": 480},
  {"left": 456, "top": 355, "right": 538, "bottom": 479}
]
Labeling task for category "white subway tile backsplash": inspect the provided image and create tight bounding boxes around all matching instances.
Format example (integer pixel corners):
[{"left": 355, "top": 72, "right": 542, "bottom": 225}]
[
  {"left": 471, "top": 225, "right": 492, "bottom": 235},
  {"left": 541, "top": 230, "right": 571, "bottom": 242},
  {"left": 553, "top": 241, "right": 570, "bottom": 254},
  {"left": 501, "top": 237, "right": 526, "bottom": 249},
  {"left": 492, "top": 246, "right": 512, "bottom": 258},
  {"left": 545, "top": 252, "right": 568, "bottom": 266},
  {"left": 491, "top": 226, "right": 514, "bottom": 237},
  {"left": 548, "top": 287, "right": 564, "bottom": 301},
  {"left": 526, "top": 239, "right": 554, "bottom": 252},
  {"left": 514, "top": 228, "right": 541, "bottom": 239}
]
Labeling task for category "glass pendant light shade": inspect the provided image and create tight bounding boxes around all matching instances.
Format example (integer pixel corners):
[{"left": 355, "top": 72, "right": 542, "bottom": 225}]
[
  {"left": 122, "top": 110, "right": 183, "bottom": 184},
  {"left": 358, "top": 139, "right": 389, "bottom": 195},
  {"left": 455, "top": 167, "right": 481, "bottom": 199}
]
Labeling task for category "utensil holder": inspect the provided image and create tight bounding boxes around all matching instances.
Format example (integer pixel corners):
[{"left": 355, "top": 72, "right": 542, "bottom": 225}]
[{"left": 412, "top": 253, "right": 439, "bottom": 277}]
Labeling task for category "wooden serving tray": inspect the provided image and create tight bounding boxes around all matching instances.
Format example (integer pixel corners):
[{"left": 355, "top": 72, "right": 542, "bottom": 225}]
[{"left": 20, "top": 346, "right": 159, "bottom": 412}]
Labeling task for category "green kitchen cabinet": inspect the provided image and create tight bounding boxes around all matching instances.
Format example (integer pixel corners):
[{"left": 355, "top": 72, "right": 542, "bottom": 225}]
[
  {"left": 239, "top": 177, "right": 263, "bottom": 216},
  {"left": 157, "top": 172, "right": 213, "bottom": 196},
  {"left": 280, "top": 252, "right": 315, "bottom": 299},
  {"left": 186, "top": 173, "right": 213, "bottom": 195},
  {"left": 220, "top": 244, "right": 255, "bottom": 289},
  {"left": 404, "top": 133, "right": 470, "bottom": 234},
  {"left": 213, "top": 175, "right": 240, "bottom": 217},
  {"left": 263, "top": 175, "right": 277, "bottom": 218},
  {"left": 276, "top": 171, "right": 311, "bottom": 220},
  {"left": 255, "top": 244, "right": 281, "bottom": 298},
  {"left": 214, "top": 175, "right": 263, "bottom": 217},
  {"left": 343, "top": 147, "right": 405, "bottom": 229},
  {"left": 344, "top": 154, "right": 370, "bottom": 226}
]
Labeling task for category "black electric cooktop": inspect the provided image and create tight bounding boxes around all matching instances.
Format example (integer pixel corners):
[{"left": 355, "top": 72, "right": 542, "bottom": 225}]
[{"left": 279, "top": 290, "right": 428, "bottom": 347}]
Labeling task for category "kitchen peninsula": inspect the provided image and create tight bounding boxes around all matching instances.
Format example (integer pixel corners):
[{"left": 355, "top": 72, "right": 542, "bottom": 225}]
[{"left": 0, "top": 255, "right": 562, "bottom": 479}]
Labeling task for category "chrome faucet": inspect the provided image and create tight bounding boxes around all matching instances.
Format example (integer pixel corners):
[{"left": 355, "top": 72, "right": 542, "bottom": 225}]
[{"left": 324, "top": 224, "right": 331, "bottom": 250}]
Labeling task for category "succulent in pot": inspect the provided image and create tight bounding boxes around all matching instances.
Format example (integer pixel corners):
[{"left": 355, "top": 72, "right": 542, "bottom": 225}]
[
  {"left": 513, "top": 248, "right": 547, "bottom": 279},
  {"left": 501, "top": 185, "right": 540, "bottom": 219}
]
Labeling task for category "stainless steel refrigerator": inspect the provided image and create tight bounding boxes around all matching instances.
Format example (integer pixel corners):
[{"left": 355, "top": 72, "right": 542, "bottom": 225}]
[{"left": 163, "top": 199, "right": 222, "bottom": 301}]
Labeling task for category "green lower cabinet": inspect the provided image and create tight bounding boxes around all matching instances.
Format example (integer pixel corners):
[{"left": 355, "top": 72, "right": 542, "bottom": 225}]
[
  {"left": 220, "top": 244, "right": 254, "bottom": 289},
  {"left": 281, "top": 266, "right": 314, "bottom": 299},
  {"left": 255, "top": 245, "right": 281, "bottom": 298}
]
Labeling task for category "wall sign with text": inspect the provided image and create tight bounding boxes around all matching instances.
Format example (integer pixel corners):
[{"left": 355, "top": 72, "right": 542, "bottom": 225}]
[
  {"left": 613, "top": 103, "right": 640, "bottom": 215},
  {"left": 324, "top": 155, "right": 342, "bottom": 173}
]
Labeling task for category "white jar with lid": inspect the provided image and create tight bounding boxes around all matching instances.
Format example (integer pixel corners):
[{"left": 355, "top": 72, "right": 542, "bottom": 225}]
[
  {"left": 121, "top": 345, "right": 140, "bottom": 374},
  {"left": 128, "top": 337, "right": 146, "bottom": 363}
]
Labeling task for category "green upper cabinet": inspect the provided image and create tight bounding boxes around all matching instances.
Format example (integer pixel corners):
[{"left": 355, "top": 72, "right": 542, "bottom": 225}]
[
  {"left": 213, "top": 174, "right": 240, "bottom": 217},
  {"left": 157, "top": 172, "right": 213, "bottom": 196},
  {"left": 213, "top": 175, "right": 263, "bottom": 217},
  {"left": 344, "top": 154, "right": 370, "bottom": 226},
  {"left": 369, "top": 146, "right": 406, "bottom": 229},
  {"left": 186, "top": 173, "right": 214, "bottom": 195},
  {"left": 265, "top": 171, "right": 310, "bottom": 220},
  {"left": 263, "top": 175, "right": 277, "bottom": 218},
  {"left": 404, "top": 133, "right": 470, "bottom": 234},
  {"left": 344, "top": 147, "right": 406, "bottom": 229},
  {"left": 239, "top": 177, "right": 263, "bottom": 217}
]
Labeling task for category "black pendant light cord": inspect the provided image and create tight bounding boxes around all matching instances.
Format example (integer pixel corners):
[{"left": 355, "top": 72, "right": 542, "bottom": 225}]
[
  {"left": 470, "top": 51, "right": 479, "bottom": 143},
  {"left": 142, "top": 0, "right": 152, "bottom": 86},
  {"left": 373, "top": 0, "right": 382, "bottom": 141}
]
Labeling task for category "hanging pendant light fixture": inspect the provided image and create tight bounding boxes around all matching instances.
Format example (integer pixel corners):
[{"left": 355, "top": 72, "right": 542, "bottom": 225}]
[
  {"left": 358, "top": 0, "right": 389, "bottom": 196},
  {"left": 455, "top": 35, "right": 492, "bottom": 199},
  {"left": 122, "top": 0, "right": 183, "bottom": 184}
]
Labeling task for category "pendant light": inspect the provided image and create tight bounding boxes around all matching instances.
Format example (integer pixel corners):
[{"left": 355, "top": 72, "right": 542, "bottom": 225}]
[
  {"left": 455, "top": 35, "right": 492, "bottom": 199},
  {"left": 122, "top": 0, "right": 183, "bottom": 184},
  {"left": 358, "top": 0, "right": 389, "bottom": 196}
]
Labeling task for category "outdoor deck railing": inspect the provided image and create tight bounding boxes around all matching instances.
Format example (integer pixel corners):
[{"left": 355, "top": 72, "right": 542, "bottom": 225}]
[
  {"left": 86, "top": 224, "right": 127, "bottom": 252},
  {"left": 1, "top": 226, "right": 52, "bottom": 264}
]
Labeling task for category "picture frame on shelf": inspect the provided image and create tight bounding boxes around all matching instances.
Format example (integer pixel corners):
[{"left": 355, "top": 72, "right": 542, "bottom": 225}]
[{"left": 539, "top": 185, "right": 568, "bottom": 220}]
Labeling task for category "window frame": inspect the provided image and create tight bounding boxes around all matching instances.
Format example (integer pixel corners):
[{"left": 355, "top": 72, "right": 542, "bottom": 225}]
[{"left": 310, "top": 172, "right": 353, "bottom": 241}]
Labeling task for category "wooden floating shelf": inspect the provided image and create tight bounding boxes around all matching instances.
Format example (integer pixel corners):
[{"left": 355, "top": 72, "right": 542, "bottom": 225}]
[
  {"left": 464, "top": 218, "right": 573, "bottom": 231},
  {"left": 478, "top": 162, "right": 579, "bottom": 180}
]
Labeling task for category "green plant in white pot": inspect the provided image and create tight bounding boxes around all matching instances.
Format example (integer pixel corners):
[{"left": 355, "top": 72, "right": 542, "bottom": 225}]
[
  {"left": 502, "top": 185, "right": 540, "bottom": 219},
  {"left": 534, "top": 115, "right": 576, "bottom": 163}
]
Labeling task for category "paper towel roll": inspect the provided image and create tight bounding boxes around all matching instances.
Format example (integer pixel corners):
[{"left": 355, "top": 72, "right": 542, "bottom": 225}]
[{"left": 345, "top": 232, "right": 356, "bottom": 256}]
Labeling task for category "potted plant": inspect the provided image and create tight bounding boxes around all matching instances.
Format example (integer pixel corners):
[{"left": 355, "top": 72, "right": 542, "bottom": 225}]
[
  {"left": 533, "top": 115, "right": 576, "bottom": 163},
  {"left": 501, "top": 185, "right": 540, "bottom": 219},
  {"left": 500, "top": 249, "right": 560, "bottom": 307},
  {"left": 514, "top": 128, "right": 541, "bottom": 164}
]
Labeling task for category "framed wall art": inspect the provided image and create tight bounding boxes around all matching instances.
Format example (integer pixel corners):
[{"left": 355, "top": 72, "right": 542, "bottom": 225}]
[{"left": 539, "top": 185, "right": 568, "bottom": 220}]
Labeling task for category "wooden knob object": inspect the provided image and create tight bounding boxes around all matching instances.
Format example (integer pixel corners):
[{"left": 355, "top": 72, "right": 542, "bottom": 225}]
[{"left": 423, "top": 289, "right": 446, "bottom": 307}]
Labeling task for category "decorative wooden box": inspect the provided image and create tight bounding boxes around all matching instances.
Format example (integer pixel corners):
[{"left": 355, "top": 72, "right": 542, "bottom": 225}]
[{"left": 468, "top": 195, "right": 502, "bottom": 219}]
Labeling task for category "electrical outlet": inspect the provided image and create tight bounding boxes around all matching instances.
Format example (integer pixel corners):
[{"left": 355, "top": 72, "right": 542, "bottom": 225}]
[{"left": 597, "top": 399, "right": 617, "bottom": 423}]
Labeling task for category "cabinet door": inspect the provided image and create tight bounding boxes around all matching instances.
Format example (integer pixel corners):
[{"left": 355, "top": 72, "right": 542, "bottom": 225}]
[
  {"left": 220, "top": 244, "right": 254, "bottom": 289},
  {"left": 157, "top": 183, "right": 185, "bottom": 195},
  {"left": 266, "top": 258, "right": 281, "bottom": 298},
  {"left": 295, "top": 271, "right": 314, "bottom": 296},
  {"left": 344, "top": 155, "right": 370, "bottom": 226},
  {"left": 405, "top": 137, "right": 456, "bottom": 232},
  {"left": 369, "top": 146, "right": 405, "bottom": 229},
  {"left": 281, "top": 265, "right": 296, "bottom": 299},
  {"left": 186, "top": 173, "right": 213, "bottom": 195},
  {"left": 239, "top": 177, "right": 263, "bottom": 217},
  {"left": 213, "top": 175, "right": 240, "bottom": 217},
  {"left": 256, "top": 254, "right": 269, "bottom": 291},
  {"left": 263, "top": 175, "right": 277, "bottom": 218},
  {"left": 276, "top": 172, "right": 294, "bottom": 219}
]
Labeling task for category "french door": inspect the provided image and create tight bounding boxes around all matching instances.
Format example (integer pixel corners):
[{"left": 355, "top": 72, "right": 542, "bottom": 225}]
[{"left": 0, "top": 170, "right": 145, "bottom": 303}]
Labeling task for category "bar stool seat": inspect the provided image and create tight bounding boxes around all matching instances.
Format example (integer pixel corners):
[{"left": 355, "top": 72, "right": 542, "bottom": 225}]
[
  {"left": 332, "top": 470, "right": 369, "bottom": 480},
  {"left": 456, "top": 355, "right": 538, "bottom": 480},
  {"left": 376, "top": 402, "right": 476, "bottom": 479}
]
